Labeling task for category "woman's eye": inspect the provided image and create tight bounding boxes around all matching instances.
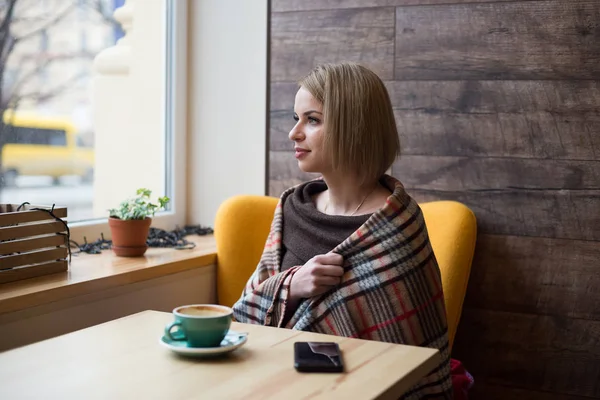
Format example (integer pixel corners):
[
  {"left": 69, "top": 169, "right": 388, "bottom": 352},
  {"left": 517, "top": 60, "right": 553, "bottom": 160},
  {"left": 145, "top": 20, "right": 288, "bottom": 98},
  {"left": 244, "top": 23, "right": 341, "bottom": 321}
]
[{"left": 293, "top": 114, "right": 320, "bottom": 124}]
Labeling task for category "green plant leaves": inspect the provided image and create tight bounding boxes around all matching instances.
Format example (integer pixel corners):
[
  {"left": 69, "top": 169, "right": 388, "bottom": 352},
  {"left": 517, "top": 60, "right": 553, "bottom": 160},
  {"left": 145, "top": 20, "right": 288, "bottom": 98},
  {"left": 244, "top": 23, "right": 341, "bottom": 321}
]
[{"left": 108, "top": 188, "right": 171, "bottom": 220}]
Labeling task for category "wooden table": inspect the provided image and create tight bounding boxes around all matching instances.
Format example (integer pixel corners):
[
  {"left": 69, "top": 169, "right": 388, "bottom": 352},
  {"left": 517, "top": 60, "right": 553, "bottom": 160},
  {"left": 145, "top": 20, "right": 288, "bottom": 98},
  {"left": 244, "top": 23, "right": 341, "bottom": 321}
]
[{"left": 0, "top": 310, "right": 440, "bottom": 400}]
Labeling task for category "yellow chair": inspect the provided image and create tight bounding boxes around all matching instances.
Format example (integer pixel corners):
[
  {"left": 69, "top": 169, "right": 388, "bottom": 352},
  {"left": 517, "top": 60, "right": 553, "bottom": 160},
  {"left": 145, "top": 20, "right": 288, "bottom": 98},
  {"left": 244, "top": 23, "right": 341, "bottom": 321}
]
[
  {"left": 215, "top": 196, "right": 476, "bottom": 348},
  {"left": 419, "top": 201, "right": 477, "bottom": 347},
  {"left": 215, "top": 195, "right": 279, "bottom": 312}
]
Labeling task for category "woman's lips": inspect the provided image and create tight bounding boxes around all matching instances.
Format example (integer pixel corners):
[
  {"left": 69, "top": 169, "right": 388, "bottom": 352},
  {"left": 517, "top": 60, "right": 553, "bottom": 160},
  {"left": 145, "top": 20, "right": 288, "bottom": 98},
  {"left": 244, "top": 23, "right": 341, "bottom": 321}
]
[{"left": 295, "top": 148, "right": 309, "bottom": 159}]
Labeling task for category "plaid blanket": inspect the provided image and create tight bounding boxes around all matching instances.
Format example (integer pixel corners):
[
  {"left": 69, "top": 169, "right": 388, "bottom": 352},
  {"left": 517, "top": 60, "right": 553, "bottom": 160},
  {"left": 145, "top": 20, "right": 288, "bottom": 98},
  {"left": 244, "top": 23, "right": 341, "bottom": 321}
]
[{"left": 233, "top": 176, "right": 453, "bottom": 399}]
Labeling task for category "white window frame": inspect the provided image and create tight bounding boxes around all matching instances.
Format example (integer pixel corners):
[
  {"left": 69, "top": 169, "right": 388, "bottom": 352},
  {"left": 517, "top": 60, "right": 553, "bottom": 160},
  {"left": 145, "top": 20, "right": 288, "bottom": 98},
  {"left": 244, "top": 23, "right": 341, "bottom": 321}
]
[{"left": 68, "top": 0, "right": 188, "bottom": 244}]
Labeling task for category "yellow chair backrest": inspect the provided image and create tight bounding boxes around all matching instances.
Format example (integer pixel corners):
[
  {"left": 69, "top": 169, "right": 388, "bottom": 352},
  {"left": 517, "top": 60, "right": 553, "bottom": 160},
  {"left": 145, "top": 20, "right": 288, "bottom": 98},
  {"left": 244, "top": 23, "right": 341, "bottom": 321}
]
[
  {"left": 215, "top": 195, "right": 278, "bottom": 311},
  {"left": 419, "top": 201, "right": 477, "bottom": 347},
  {"left": 215, "top": 196, "right": 476, "bottom": 348}
]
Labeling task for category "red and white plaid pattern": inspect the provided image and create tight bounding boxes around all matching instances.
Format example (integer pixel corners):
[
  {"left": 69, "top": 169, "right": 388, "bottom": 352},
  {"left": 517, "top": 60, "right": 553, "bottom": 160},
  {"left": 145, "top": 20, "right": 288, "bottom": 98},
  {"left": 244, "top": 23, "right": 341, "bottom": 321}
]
[{"left": 233, "top": 176, "right": 453, "bottom": 399}]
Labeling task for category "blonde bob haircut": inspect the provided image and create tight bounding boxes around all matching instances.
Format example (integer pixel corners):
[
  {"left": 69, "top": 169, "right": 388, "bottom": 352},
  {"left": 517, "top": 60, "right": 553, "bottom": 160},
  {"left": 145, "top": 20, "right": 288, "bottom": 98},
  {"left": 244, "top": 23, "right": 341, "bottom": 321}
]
[{"left": 298, "top": 62, "right": 400, "bottom": 185}]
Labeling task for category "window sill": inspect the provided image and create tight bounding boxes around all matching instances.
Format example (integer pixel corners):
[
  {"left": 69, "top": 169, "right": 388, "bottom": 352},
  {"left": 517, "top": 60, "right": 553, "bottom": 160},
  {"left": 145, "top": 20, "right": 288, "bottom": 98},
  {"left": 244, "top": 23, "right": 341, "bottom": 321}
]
[{"left": 0, "top": 235, "right": 217, "bottom": 316}]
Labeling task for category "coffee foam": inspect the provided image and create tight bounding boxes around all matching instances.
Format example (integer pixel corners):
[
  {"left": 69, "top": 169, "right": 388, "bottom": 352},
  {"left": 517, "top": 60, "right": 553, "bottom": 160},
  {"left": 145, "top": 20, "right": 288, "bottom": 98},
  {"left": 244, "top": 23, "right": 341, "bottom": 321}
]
[
  {"left": 180, "top": 308, "right": 225, "bottom": 317},
  {"left": 177, "top": 305, "right": 231, "bottom": 317}
]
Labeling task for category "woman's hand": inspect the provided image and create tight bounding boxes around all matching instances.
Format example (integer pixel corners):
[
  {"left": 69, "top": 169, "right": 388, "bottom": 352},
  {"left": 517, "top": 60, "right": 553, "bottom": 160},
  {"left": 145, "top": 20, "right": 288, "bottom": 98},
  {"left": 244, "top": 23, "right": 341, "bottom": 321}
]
[{"left": 290, "top": 252, "right": 344, "bottom": 300}]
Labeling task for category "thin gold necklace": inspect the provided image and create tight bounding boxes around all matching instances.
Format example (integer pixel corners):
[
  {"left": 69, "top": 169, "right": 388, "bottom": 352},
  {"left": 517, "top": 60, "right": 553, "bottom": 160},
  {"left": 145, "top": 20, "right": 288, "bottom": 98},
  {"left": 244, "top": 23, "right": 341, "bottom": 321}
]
[{"left": 324, "top": 186, "right": 377, "bottom": 216}]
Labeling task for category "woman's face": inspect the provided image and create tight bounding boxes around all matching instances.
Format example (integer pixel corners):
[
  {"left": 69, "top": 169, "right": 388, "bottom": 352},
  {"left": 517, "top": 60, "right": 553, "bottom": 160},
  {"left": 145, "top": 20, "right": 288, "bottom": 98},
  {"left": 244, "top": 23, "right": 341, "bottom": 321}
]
[{"left": 289, "top": 87, "right": 330, "bottom": 174}]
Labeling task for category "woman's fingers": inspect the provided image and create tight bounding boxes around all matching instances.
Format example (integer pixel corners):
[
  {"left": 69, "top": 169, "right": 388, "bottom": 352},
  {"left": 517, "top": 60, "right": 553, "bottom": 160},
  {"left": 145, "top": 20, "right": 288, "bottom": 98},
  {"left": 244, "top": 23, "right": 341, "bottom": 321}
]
[
  {"left": 314, "top": 275, "right": 341, "bottom": 287},
  {"left": 313, "top": 264, "right": 344, "bottom": 277}
]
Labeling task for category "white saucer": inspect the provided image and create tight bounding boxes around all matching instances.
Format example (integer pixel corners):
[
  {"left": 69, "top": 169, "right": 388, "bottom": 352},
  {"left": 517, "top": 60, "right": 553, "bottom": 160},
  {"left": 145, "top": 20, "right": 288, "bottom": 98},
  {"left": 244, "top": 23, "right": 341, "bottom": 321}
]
[{"left": 159, "top": 330, "right": 248, "bottom": 357}]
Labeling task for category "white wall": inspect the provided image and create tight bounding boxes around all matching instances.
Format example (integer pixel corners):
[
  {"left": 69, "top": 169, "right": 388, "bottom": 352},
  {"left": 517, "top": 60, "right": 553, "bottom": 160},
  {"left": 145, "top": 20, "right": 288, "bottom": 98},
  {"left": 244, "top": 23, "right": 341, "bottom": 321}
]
[{"left": 187, "top": 0, "right": 269, "bottom": 227}]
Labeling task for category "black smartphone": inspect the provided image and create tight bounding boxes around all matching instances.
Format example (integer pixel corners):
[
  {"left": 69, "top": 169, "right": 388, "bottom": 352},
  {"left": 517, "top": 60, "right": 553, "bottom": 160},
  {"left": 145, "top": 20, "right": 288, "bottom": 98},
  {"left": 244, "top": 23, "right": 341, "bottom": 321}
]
[{"left": 294, "top": 341, "right": 344, "bottom": 373}]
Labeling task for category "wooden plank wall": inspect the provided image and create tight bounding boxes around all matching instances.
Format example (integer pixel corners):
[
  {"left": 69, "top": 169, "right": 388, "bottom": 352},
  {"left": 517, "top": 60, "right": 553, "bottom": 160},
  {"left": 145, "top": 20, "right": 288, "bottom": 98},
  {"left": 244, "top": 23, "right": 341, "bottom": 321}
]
[{"left": 268, "top": 0, "right": 600, "bottom": 398}]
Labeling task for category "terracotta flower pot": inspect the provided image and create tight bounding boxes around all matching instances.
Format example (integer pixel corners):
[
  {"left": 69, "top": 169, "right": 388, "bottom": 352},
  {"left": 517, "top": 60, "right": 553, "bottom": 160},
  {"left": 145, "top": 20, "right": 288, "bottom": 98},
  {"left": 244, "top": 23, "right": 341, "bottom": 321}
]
[{"left": 108, "top": 217, "right": 152, "bottom": 257}]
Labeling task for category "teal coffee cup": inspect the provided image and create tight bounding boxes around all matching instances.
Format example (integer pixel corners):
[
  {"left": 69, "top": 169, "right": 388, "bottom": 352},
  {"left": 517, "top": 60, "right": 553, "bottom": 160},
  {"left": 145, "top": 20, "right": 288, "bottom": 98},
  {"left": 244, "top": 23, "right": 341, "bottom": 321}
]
[{"left": 165, "top": 304, "right": 233, "bottom": 348}]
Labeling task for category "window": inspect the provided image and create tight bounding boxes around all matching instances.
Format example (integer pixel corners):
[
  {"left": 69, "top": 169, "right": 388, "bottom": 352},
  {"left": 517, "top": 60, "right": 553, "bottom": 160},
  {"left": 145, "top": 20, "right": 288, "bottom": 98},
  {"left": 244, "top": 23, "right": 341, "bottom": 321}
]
[
  {"left": 0, "top": 0, "right": 188, "bottom": 243},
  {"left": 76, "top": 135, "right": 93, "bottom": 148},
  {"left": 40, "top": 29, "right": 49, "bottom": 52},
  {"left": 112, "top": 0, "right": 126, "bottom": 43},
  {"left": 4, "top": 126, "right": 67, "bottom": 147},
  {"left": 80, "top": 30, "right": 87, "bottom": 52},
  {"left": 77, "top": 0, "right": 87, "bottom": 22}
]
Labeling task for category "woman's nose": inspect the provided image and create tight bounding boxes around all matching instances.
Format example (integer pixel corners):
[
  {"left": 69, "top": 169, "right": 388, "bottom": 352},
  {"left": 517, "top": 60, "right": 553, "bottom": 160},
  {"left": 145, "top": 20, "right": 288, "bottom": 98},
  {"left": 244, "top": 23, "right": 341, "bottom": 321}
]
[{"left": 288, "top": 122, "right": 304, "bottom": 142}]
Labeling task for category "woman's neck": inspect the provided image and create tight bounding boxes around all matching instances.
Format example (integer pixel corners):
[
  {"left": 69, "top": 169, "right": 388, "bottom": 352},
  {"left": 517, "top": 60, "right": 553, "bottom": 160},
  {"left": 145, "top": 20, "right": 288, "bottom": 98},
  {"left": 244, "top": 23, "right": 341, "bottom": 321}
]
[{"left": 321, "top": 173, "right": 380, "bottom": 216}]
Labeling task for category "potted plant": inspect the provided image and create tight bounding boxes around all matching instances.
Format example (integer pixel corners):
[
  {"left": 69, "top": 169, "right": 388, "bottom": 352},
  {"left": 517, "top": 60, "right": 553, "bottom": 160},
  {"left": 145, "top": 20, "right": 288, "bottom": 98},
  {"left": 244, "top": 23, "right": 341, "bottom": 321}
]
[{"left": 108, "top": 188, "right": 170, "bottom": 257}]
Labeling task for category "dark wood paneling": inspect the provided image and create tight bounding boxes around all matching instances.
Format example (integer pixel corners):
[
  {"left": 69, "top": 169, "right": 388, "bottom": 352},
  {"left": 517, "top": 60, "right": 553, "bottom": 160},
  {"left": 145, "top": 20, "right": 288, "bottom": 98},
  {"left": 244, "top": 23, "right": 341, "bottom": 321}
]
[
  {"left": 452, "top": 309, "right": 600, "bottom": 398},
  {"left": 269, "top": 151, "right": 319, "bottom": 182},
  {"left": 386, "top": 81, "right": 600, "bottom": 114},
  {"left": 271, "top": 152, "right": 600, "bottom": 240},
  {"left": 270, "top": 82, "right": 297, "bottom": 111},
  {"left": 467, "top": 234, "right": 600, "bottom": 321},
  {"left": 395, "top": 0, "right": 600, "bottom": 80},
  {"left": 269, "top": 151, "right": 319, "bottom": 196},
  {"left": 270, "top": 82, "right": 298, "bottom": 151},
  {"left": 469, "top": 382, "right": 592, "bottom": 400},
  {"left": 271, "top": 8, "right": 395, "bottom": 82},
  {"left": 395, "top": 109, "right": 600, "bottom": 159},
  {"left": 275, "top": 147, "right": 600, "bottom": 190},
  {"left": 409, "top": 188, "right": 599, "bottom": 241},
  {"left": 273, "top": 0, "right": 519, "bottom": 13},
  {"left": 270, "top": 2, "right": 600, "bottom": 398},
  {"left": 270, "top": 179, "right": 301, "bottom": 197},
  {"left": 271, "top": 109, "right": 294, "bottom": 152},
  {"left": 389, "top": 80, "right": 600, "bottom": 159},
  {"left": 393, "top": 156, "right": 600, "bottom": 191},
  {"left": 271, "top": 80, "right": 600, "bottom": 157}
]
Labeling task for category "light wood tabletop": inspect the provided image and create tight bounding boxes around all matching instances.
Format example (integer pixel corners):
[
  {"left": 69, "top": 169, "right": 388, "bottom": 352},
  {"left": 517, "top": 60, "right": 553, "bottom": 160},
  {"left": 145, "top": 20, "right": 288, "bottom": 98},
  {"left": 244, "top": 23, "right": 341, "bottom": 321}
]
[{"left": 0, "top": 310, "right": 440, "bottom": 400}]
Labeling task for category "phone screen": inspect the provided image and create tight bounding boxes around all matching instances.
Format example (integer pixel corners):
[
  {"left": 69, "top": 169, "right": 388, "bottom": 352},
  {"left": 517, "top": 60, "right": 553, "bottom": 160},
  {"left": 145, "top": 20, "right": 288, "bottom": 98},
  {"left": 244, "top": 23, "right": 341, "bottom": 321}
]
[{"left": 294, "top": 342, "right": 344, "bottom": 373}]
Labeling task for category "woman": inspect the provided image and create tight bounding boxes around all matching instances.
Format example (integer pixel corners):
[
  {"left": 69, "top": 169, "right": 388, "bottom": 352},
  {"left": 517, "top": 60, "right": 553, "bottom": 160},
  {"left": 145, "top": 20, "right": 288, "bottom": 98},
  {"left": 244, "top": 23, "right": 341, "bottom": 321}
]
[{"left": 233, "top": 63, "right": 453, "bottom": 399}]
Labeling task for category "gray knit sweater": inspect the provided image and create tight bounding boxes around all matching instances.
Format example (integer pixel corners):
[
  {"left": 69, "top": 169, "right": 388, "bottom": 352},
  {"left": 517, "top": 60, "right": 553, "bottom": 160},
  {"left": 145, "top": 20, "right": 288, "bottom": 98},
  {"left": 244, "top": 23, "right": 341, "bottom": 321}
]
[{"left": 280, "top": 180, "right": 371, "bottom": 271}]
